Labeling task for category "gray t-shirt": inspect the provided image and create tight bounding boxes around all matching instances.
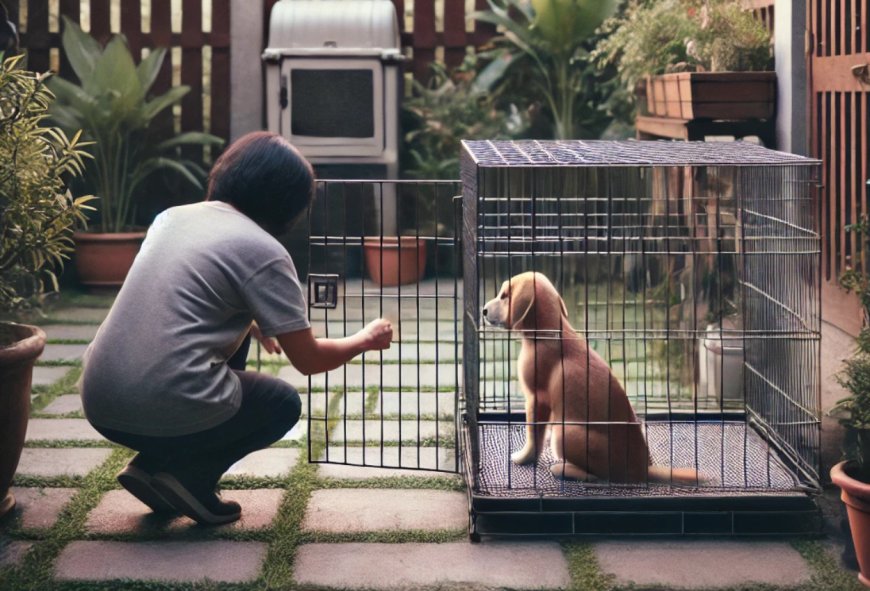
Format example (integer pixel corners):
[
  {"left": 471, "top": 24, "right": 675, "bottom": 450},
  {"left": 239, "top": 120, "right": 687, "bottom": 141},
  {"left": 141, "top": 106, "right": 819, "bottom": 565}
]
[{"left": 80, "top": 201, "right": 310, "bottom": 436}]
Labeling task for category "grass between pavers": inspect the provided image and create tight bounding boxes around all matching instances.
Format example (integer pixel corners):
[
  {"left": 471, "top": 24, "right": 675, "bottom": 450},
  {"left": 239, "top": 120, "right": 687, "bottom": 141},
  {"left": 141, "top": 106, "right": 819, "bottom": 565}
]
[
  {"left": 34, "top": 360, "right": 83, "bottom": 368},
  {"left": 30, "top": 367, "right": 81, "bottom": 400},
  {"left": 0, "top": 447, "right": 133, "bottom": 591},
  {"left": 13, "top": 359, "right": 859, "bottom": 590}
]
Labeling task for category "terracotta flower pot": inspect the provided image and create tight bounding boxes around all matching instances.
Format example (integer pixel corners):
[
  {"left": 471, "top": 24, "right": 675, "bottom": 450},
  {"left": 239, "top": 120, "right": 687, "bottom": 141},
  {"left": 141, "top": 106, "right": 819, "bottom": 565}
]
[
  {"left": 832, "top": 460, "right": 870, "bottom": 587},
  {"left": 73, "top": 231, "right": 146, "bottom": 290},
  {"left": 0, "top": 323, "right": 46, "bottom": 518},
  {"left": 363, "top": 237, "right": 427, "bottom": 286}
]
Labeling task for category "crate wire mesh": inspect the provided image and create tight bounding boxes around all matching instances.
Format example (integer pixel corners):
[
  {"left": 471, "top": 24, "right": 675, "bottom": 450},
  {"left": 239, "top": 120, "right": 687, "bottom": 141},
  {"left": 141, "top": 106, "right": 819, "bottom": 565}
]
[
  {"left": 460, "top": 141, "right": 822, "bottom": 533},
  {"left": 301, "top": 180, "right": 462, "bottom": 473}
]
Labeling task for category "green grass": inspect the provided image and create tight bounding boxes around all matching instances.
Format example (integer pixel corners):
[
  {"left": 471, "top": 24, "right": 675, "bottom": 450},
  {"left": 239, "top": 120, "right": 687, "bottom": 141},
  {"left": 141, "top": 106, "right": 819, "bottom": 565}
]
[{"left": 31, "top": 367, "right": 80, "bottom": 402}]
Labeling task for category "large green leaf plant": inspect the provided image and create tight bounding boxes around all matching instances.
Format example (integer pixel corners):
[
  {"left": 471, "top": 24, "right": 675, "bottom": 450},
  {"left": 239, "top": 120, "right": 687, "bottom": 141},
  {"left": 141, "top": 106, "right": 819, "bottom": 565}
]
[
  {"left": 48, "top": 17, "right": 223, "bottom": 233},
  {"left": 473, "top": 0, "right": 619, "bottom": 139},
  {"left": 0, "top": 54, "right": 93, "bottom": 320}
]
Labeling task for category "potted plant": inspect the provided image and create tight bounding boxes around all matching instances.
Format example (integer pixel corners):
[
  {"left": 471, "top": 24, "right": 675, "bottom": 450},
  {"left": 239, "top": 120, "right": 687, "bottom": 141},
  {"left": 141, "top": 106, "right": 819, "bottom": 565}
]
[
  {"left": 48, "top": 17, "right": 223, "bottom": 288},
  {"left": 0, "top": 54, "right": 92, "bottom": 517},
  {"left": 596, "top": 0, "right": 774, "bottom": 120},
  {"left": 830, "top": 206, "right": 870, "bottom": 586}
]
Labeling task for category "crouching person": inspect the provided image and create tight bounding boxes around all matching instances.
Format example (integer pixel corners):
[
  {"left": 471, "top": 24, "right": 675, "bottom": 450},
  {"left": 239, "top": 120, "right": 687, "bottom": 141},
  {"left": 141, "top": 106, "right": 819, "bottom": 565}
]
[{"left": 80, "top": 132, "right": 392, "bottom": 525}]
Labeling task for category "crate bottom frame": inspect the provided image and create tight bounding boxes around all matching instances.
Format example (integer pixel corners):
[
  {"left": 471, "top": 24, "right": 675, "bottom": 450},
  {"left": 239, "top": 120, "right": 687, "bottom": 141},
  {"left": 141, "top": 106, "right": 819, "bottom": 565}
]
[{"left": 460, "top": 413, "right": 821, "bottom": 539}]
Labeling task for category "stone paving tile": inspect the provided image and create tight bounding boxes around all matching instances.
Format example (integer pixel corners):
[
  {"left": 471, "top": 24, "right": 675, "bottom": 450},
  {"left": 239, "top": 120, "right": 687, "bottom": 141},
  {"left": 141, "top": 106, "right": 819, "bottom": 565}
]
[
  {"left": 40, "top": 344, "right": 89, "bottom": 363},
  {"left": 375, "top": 390, "right": 456, "bottom": 417},
  {"left": 317, "top": 445, "right": 457, "bottom": 478},
  {"left": 41, "top": 394, "right": 83, "bottom": 415},
  {"left": 294, "top": 542, "right": 571, "bottom": 589},
  {"left": 0, "top": 540, "right": 33, "bottom": 569},
  {"left": 278, "top": 362, "right": 457, "bottom": 390},
  {"left": 594, "top": 540, "right": 812, "bottom": 589},
  {"left": 31, "top": 366, "right": 71, "bottom": 388},
  {"left": 321, "top": 419, "right": 451, "bottom": 443},
  {"left": 224, "top": 448, "right": 299, "bottom": 478},
  {"left": 48, "top": 307, "right": 108, "bottom": 323},
  {"left": 302, "top": 489, "right": 466, "bottom": 532},
  {"left": 16, "top": 448, "right": 112, "bottom": 478},
  {"left": 85, "top": 489, "right": 283, "bottom": 534},
  {"left": 7, "top": 487, "right": 77, "bottom": 530},
  {"left": 25, "top": 419, "right": 105, "bottom": 442},
  {"left": 55, "top": 540, "right": 268, "bottom": 583},
  {"left": 281, "top": 420, "right": 306, "bottom": 441},
  {"left": 40, "top": 324, "right": 100, "bottom": 341},
  {"left": 326, "top": 389, "right": 457, "bottom": 419}
]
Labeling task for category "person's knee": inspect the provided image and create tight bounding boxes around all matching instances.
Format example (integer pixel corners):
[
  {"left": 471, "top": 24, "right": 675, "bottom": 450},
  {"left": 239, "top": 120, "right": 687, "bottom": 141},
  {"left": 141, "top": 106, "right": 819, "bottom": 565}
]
[{"left": 282, "top": 386, "right": 302, "bottom": 427}]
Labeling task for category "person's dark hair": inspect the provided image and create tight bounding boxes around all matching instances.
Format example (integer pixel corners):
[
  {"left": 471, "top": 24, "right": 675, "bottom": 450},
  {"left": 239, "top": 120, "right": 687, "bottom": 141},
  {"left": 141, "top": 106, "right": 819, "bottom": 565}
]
[{"left": 206, "top": 131, "right": 314, "bottom": 235}]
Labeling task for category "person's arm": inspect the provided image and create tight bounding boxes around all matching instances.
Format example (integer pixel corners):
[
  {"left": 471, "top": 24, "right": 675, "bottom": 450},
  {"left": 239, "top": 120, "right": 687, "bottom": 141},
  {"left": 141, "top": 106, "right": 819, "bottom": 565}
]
[{"left": 276, "top": 318, "right": 393, "bottom": 376}]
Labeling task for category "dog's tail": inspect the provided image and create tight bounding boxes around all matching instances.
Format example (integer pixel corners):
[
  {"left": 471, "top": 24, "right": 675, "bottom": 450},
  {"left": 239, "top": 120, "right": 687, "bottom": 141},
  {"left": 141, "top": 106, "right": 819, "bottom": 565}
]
[{"left": 647, "top": 465, "right": 712, "bottom": 486}]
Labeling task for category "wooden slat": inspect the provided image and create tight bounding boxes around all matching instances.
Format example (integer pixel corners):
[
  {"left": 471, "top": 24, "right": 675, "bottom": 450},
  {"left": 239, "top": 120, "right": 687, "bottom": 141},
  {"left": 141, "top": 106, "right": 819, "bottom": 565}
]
[
  {"left": 120, "top": 0, "right": 142, "bottom": 59},
  {"left": 851, "top": 91, "right": 859, "bottom": 271},
  {"left": 180, "top": 0, "right": 203, "bottom": 161},
  {"left": 846, "top": 0, "right": 862, "bottom": 54},
  {"left": 150, "top": 0, "right": 173, "bottom": 140},
  {"left": 57, "top": 0, "right": 80, "bottom": 79},
  {"left": 393, "top": 0, "right": 406, "bottom": 32},
  {"left": 26, "top": 0, "right": 50, "bottom": 72},
  {"left": 89, "top": 0, "right": 111, "bottom": 44},
  {"left": 821, "top": 91, "right": 831, "bottom": 281},
  {"left": 840, "top": 91, "right": 848, "bottom": 278},
  {"left": 821, "top": 0, "right": 836, "bottom": 56},
  {"left": 413, "top": 0, "right": 436, "bottom": 81},
  {"left": 443, "top": 0, "right": 466, "bottom": 69},
  {"left": 211, "top": 0, "right": 231, "bottom": 144},
  {"left": 810, "top": 53, "right": 870, "bottom": 90}
]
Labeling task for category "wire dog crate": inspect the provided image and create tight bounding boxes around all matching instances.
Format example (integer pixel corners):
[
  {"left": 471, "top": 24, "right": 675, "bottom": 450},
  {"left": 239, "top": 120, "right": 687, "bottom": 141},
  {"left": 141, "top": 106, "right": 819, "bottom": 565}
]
[
  {"left": 460, "top": 140, "right": 822, "bottom": 538},
  {"left": 287, "top": 140, "right": 822, "bottom": 539}
]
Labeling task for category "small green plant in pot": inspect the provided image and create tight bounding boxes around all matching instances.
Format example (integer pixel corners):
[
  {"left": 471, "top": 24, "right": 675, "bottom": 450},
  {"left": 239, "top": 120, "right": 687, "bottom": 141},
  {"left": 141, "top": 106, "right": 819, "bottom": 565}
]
[
  {"left": 48, "top": 17, "right": 224, "bottom": 287},
  {"left": 0, "top": 53, "right": 92, "bottom": 517},
  {"left": 830, "top": 202, "right": 870, "bottom": 587}
]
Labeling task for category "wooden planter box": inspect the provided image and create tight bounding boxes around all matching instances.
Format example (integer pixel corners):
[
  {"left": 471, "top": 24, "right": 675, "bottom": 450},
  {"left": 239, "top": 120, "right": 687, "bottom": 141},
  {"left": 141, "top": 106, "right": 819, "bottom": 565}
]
[{"left": 645, "top": 72, "right": 776, "bottom": 120}]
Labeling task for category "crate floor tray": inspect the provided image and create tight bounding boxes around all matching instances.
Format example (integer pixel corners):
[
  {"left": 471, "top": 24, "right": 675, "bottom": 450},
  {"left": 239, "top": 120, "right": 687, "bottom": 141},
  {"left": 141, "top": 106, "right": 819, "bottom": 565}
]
[{"left": 463, "top": 418, "right": 820, "bottom": 536}]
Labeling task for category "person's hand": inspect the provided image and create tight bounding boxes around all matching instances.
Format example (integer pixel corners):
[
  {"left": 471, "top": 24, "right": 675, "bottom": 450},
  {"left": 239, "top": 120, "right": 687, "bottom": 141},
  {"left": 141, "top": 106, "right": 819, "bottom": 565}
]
[
  {"left": 361, "top": 318, "right": 393, "bottom": 351},
  {"left": 251, "top": 322, "right": 282, "bottom": 355}
]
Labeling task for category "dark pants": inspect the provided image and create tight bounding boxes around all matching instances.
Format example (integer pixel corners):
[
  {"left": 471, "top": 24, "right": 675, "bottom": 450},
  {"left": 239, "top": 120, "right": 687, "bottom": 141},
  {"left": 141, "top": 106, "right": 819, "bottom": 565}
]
[{"left": 93, "top": 335, "right": 301, "bottom": 493}]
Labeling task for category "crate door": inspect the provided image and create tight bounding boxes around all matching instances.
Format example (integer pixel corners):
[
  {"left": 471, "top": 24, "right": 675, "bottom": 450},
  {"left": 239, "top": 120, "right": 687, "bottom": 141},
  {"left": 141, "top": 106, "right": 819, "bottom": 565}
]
[{"left": 303, "top": 180, "right": 461, "bottom": 473}]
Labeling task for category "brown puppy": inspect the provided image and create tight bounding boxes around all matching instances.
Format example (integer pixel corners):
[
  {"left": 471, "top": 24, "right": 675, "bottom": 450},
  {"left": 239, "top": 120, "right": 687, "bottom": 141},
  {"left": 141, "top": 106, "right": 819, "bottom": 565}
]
[{"left": 482, "top": 272, "right": 702, "bottom": 484}]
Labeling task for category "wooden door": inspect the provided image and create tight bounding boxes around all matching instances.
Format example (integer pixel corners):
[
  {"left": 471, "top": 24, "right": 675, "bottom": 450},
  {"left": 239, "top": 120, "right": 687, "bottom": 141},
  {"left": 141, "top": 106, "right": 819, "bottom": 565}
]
[{"left": 809, "top": 0, "right": 870, "bottom": 336}]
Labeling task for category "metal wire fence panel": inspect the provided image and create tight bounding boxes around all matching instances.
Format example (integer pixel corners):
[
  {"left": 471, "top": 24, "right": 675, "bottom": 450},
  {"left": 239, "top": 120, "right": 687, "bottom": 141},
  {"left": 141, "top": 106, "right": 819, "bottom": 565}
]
[
  {"left": 461, "top": 140, "right": 822, "bottom": 502},
  {"left": 304, "top": 179, "right": 462, "bottom": 473}
]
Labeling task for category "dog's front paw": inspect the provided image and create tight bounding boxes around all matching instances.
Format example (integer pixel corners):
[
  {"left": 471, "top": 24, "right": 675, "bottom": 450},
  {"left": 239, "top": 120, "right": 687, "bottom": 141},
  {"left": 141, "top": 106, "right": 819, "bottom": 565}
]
[{"left": 511, "top": 447, "right": 536, "bottom": 465}]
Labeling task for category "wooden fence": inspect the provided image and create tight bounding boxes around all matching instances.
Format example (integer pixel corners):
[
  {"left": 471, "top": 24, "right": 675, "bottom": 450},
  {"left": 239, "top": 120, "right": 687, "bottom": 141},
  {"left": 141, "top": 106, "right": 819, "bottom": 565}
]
[
  {"left": 809, "top": 0, "right": 870, "bottom": 335},
  {"left": 12, "top": 0, "right": 230, "bottom": 161},
  {"left": 13, "top": 0, "right": 496, "bottom": 150}
]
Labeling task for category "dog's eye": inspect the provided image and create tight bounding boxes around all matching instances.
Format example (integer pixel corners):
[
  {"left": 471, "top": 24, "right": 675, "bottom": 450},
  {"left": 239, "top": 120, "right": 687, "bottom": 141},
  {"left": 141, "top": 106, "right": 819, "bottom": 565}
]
[{"left": 500, "top": 291, "right": 508, "bottom": 300}]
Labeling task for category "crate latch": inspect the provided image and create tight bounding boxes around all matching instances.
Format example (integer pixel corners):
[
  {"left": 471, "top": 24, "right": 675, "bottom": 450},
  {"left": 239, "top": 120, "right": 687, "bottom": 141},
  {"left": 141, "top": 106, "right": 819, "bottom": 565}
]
[{"left": 308, "top": 274, "right": 339, "bottom": 309}]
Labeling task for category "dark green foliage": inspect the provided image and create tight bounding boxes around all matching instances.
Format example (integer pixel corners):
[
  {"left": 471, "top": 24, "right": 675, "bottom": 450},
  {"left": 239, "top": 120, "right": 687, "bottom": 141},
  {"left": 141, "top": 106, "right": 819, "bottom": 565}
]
[{"left": 0, "top": 54, "right": 93, "bottom": 317}]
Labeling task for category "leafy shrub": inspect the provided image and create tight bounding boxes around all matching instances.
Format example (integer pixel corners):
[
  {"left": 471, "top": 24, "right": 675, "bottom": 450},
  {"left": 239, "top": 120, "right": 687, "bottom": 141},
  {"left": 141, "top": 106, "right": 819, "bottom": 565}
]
[
  {"left": 831, "top": 212, "right": 870, "bottom": 481},
  {"left": 473, "top": 0, "right": 620, "bottom": 139},
  {"left": 402, "top": 59, "right": 524, "bottom": 180},
  {"left": 0, "top": 54, "right": 92, "bottom": 317},
  {"left": 596, "top": 0, "right": 773, "bottom": 106}
]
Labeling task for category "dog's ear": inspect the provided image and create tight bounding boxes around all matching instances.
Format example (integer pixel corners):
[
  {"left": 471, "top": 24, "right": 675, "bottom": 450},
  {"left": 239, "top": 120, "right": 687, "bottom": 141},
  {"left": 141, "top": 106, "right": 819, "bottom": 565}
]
[
  {"left": 560, "top": 296, "right": 568, "bottom": 319},
  {"left": 509, "top": 276, "right": 536, "bottom": 329}
]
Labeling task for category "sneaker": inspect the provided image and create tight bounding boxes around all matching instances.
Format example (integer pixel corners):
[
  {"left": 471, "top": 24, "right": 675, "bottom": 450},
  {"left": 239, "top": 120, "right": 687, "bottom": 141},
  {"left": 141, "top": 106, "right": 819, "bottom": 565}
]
[
  {"left": 116, "top": 464, "right": 177, "bottom": 514},
  {"left": 151, "top": 472, "right": 241, "bottom": 525}
]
